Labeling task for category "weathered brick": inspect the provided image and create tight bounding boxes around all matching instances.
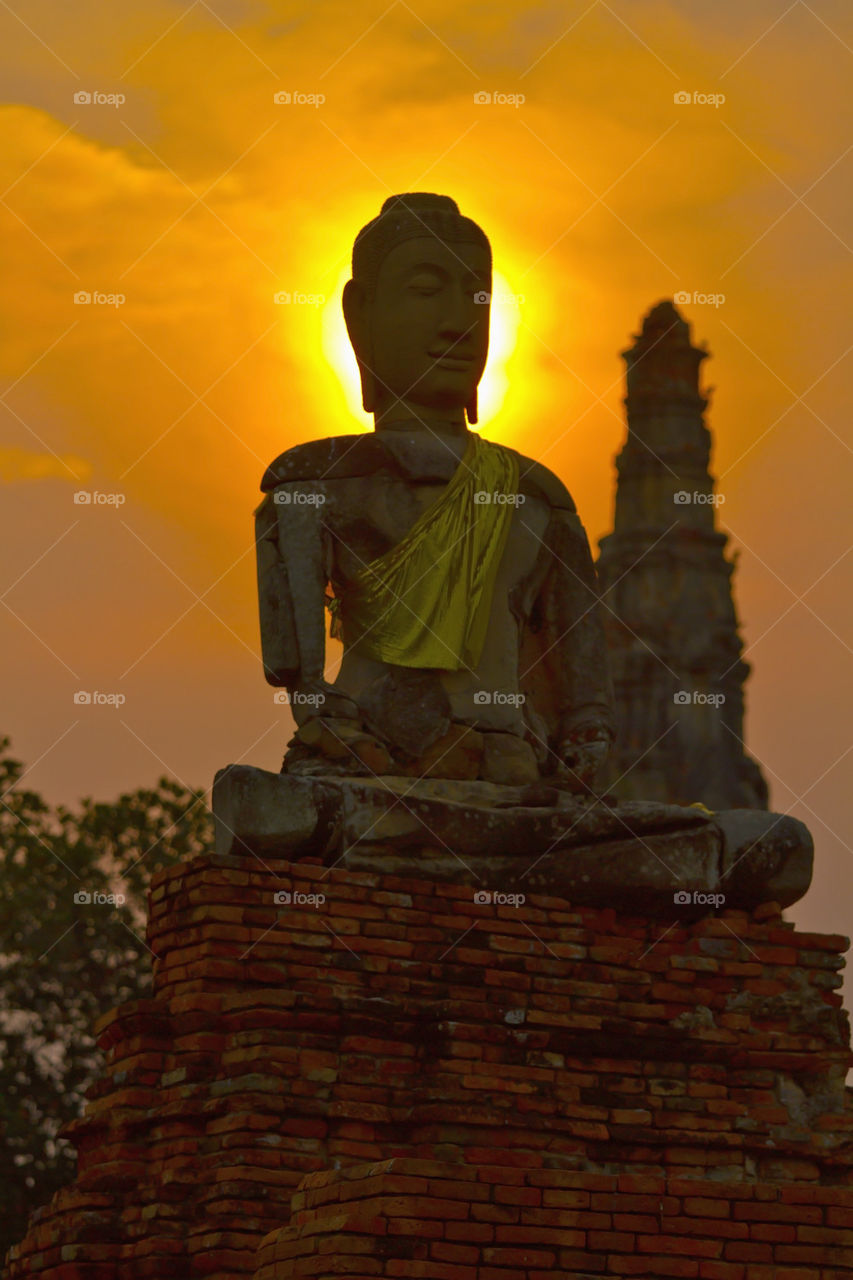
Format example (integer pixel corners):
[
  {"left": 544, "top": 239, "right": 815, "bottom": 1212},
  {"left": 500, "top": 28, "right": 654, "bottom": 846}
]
[{"left": 9, "top": 857, "right": 853, "bottom": 1280}]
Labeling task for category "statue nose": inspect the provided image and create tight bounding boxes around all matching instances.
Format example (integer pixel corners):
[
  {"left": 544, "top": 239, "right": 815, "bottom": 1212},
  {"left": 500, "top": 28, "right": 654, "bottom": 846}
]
[{"left": 437, "top": 282, "right": 480, "bottom": 334}]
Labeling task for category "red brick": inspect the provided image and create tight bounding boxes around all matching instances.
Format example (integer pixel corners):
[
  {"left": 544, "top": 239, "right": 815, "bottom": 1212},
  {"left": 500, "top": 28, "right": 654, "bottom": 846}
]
[
  {"left": 483, "top": 1246, "right": 557, "bottom": 1267},
  {"left": 556, "top": 1250, "right": 607, "bottom": 1270},
  {"left": 637, "top": 1234, "right": 723, "bottom": 1258},
  {"left": 609, "top": 1258, "right": 699, "bottom": 1277},
  {"left": 750, "top": 1221, "right": 796, "bottom": 1242},
  {"left": 781, "top": 1186, "right": 849, "bottom": 1204},
  {"left": 540, "top": 1189, "right": 590, "bottom": 1208},
  {"left": 828, "top": 1206, "right": 853, "bottom": 1226},
  {"left": 776, "top": 1245, "right": 853, "bottom": 1264},
  {"left": 723, "top": 1242, "right": 773, "bottom": 1262},
  {"left": 667, "top": 1216, "right": 748, "bottom": 1240},
  {"left": 494, "top": 1185, "right": 541, "bottom": 1206},
  {"left": 495, "top": 1225, "right": 585, "bottom": 1247},
  {"left": 386, "top": 1263, "right": 477, "bottom": 1279},
  {"left": 613, "top": 1213, "right": 659, "bottom": 1231},
  {"left": 588, "top": 1229, "right": 635, "bottom": 1249},
  {"left": 684, "top": 1197, "right": 731, "bottom": 1218},
  {"left": 429, "top": 1241, "right": 479, "bottom": 1264},
  {"left": 733, "top": 1202, "right": 821, "bottom": 1224},
  {"left": 593, "top": 1193, "right": 680, "bottom": 1213},
  {"left": 794, "top": 1224, "right": 853, "bottom": 1244},
  {"left": 617, "top": 1173, "right": 666, "bottom": 1193},
  {"left": 386, "top": 1217, "right": 444, "bottom": 1239},
  {"left": 444, "top": 1221, "right": 493, "bottom": 1243}
]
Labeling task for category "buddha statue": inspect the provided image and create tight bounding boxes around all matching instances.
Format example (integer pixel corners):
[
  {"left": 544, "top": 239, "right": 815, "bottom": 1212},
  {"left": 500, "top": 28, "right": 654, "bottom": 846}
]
[
  {"left": 255, "top": 193, "right": 615, "bottom": 789},
  {"left": 212, "top": 192, "right": 814, "bottom": 914}
]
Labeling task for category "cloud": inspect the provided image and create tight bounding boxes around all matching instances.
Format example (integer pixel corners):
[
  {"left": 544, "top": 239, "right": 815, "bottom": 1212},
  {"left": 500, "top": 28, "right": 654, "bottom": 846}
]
[{"left": 0, "top": 447, "right": 92, "bottom": 483}]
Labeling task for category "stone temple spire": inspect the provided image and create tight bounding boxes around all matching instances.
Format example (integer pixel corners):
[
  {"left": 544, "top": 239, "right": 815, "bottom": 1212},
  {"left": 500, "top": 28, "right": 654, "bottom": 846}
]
[{"left": 596, "top": 300, "right": 768, "bottom": 810}]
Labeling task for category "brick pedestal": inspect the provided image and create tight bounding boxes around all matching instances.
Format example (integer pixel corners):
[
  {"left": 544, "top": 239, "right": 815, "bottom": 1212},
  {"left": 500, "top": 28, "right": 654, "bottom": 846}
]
[{"left": 6, "top": 847, "right": 853, "bottom": 1279}]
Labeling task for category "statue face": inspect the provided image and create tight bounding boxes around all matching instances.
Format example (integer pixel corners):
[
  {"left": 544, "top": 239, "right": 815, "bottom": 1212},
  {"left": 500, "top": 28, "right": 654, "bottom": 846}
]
[{"left": 356, "top": 236, "right": 491, "bottom": 422}]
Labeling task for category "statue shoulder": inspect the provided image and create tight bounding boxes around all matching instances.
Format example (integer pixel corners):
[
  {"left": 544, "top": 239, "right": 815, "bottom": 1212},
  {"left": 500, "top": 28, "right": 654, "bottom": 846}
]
[
  {"left": 507, "top": 449, "right": 577, "bottom": 512},
  {"left": 260, "top": 434, "right": 401, "bottom": 491}
]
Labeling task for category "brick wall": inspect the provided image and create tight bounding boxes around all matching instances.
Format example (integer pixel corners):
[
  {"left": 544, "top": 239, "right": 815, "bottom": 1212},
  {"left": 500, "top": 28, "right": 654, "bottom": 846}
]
[
  {"left": 6, "top": 847, "right": 853, "bottom": 1278},
  {"left": 256, "top": 1157, "right": 853, "bottom": 1279}
]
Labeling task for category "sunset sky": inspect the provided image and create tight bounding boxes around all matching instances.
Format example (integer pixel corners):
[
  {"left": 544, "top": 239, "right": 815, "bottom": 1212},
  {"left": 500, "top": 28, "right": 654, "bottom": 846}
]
[{"left": 1, "top": 1, "right": 851, "bottom": 981}]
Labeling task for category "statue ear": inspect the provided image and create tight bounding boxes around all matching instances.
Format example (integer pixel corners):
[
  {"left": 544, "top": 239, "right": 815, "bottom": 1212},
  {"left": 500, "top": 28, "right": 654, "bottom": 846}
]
[{"left": 342, "top": 279, "right": 376, "bottom": 413}]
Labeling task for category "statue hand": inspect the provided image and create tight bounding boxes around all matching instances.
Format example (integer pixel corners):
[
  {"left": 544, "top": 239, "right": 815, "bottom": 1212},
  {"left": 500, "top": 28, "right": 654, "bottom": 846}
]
[
  {"left": 288, "top": 679, "right": 359, "bottom": 727},
  {"left": 557, "top": 729, "right": 611, "bottom": 788}
]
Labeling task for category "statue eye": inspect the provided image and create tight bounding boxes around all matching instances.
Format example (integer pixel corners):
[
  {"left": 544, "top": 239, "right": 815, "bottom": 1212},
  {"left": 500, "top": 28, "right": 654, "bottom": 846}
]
[{"left": 408, "top": 272, "right": 442, "bottom": 294}]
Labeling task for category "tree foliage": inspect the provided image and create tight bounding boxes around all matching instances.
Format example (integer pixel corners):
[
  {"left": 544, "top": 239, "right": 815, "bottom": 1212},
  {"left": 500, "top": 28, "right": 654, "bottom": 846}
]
[{"left": 0, "top": 736, "right": 213, "bottom": 1263}]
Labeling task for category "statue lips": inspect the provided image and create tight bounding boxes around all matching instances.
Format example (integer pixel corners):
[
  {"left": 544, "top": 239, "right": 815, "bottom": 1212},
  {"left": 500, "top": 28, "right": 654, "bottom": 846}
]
[{"left": 430, "top": 350, "right": 476, "bottom": 371}]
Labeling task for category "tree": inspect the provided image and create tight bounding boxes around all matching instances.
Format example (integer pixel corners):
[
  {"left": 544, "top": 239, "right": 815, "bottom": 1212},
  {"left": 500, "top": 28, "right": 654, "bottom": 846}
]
[{"left": 0, "top": 736, "right": 213, "bottom": 1264}]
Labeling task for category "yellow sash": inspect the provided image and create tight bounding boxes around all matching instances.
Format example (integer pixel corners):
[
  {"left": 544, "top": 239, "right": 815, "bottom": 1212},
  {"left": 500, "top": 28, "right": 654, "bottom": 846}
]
[{"left": 329, "top": 433, "right": 519, "bottom": 670}]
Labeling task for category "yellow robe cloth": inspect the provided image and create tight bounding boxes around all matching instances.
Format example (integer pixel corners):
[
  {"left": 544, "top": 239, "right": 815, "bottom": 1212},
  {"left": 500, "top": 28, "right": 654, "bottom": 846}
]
[{"left": 329, "top": 432, "right": 520, "bottom": 670}]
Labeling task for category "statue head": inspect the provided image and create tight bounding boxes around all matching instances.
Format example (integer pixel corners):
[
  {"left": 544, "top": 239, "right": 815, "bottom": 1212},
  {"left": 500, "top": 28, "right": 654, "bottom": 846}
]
[{"left": 342, "top": 193, "right": 492, "bottom": 428}]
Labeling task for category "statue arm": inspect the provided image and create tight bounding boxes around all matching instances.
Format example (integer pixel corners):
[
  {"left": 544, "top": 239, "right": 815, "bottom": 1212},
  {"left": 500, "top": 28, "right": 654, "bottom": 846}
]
[
  {"left": 255, "top": 483, "right": 357, "bottom": 723},
  {"left": 255, "top": 490, "right": 303, "bottom": 686},
  {"left": 519, "top": 505, "right": 615, "bottom": 783}
]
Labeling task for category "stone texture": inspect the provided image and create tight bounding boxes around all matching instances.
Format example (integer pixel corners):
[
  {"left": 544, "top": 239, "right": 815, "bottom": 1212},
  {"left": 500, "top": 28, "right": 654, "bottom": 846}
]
[
  {"left": 211, "top": 765, "right": 813, "bottom": 912},
  {"left": 212, "top": 765, "right": 319, "bottom": 856}
]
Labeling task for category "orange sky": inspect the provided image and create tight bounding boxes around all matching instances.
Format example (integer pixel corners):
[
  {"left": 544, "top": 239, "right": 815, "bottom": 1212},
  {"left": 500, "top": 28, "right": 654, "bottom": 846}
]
[{"left": 1, "top": 1, "right": 851, "bottom": 984}]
